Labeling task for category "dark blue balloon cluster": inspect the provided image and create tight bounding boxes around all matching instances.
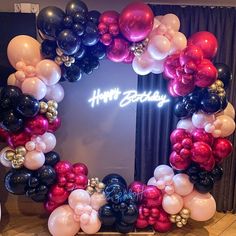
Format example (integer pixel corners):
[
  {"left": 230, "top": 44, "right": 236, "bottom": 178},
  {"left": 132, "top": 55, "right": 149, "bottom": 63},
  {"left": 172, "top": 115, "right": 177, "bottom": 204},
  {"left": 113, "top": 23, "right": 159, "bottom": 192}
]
[
  {"left": 98, "top": 174, "right": 138, "bottom": 233},
  {"left": 0, "top": 86, "right": 40, "bottom": 133},
  {"left": 174, "top": 88, "right": 228, "bottom": 119},
  {"left": 37, "top": 0, "right": 106, "bottom": 82},
  {"left": 4, "top": 151, "right": 60, "bottom": 202}
]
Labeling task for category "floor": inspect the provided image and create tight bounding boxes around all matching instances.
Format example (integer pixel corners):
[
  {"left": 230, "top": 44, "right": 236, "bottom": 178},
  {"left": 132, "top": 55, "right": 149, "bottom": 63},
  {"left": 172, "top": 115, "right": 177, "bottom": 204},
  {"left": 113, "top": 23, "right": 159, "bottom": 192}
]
[{"left": 0, "top": 212, "right": 236, "bottom": 236}]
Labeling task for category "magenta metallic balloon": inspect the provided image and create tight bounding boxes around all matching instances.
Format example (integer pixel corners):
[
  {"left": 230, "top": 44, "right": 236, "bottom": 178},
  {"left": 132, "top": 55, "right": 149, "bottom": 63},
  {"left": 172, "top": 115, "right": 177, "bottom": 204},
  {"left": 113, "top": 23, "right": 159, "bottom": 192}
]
[{"left": 119, "top": 2, "right": 154, "bottom": 42}]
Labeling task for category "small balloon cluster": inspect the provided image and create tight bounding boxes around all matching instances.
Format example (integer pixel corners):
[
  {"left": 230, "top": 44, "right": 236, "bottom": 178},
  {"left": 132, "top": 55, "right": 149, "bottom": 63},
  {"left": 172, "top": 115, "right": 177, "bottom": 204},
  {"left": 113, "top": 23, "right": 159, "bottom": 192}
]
[
  {"left": 98, "top": 174, "right": 138, "bottom": 233},
  {"left": 147, "top": 165, "right": 217, "bottom": 222},
  {"left": 45, "top": 161, "right": 88, "bottom": 213},
  {"left": 4, "top": 151, "right": 59, "bottom": 202},
  {"left": 129, "top": 181, "right": 172, "bottom": 232},
  {"left": 38, "top": 0, "right": 106, "bottom": 82}
]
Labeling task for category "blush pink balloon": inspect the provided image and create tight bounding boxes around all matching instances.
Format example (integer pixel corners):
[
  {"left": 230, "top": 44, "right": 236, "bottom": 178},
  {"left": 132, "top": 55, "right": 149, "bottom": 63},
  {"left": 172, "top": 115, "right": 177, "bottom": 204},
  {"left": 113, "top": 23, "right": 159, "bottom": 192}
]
[
  {"left": 46, "top": 83, "right": 64, "bottom": 103},
  {"left": 40, "top": 132, "right": 56, "bottom": 153},
  {"left": 21, "top": 77, "right": 47, "bottom": 100},
  {"left": 90, "top": 192, "right": 107, "bottom": 211},
  {"left": 7, "top": 73, "right": 22, "bottom": 88},
  {"left": 161, "top": 14, "right": 180, "bottom": 31},
  {"left": 154, "top": 165, "right": 174, "bottom": 180},
  {"left": 24, "top": 150, "right": 45, "bottom": 170},
  {"left": 147, "top": 177, "right": 158, "bottom": 186},
  {"left": 215, "top": 115, "right": 235, "bottom": 137},
  {"left": 162, "top": 193, "right": 184, "bottom": 214},
  {"left": 36, "top": 59, "right": 61, "bottom": 86},
  {"left": 148, "top": 35, "right": 171, "bottom": 60},
  {"left": 217, "top": 102, "right": 235, "bottom": 119},
  {"left": 7, "top": 35, "right": 42, "bottom": 69},
  {"left": 132, "top": 52, "right": 154, "bottom": 75},
  {"left": 177, "top": 118, "right": 196, "bottom": 133},
  {"left": 170, "top": 32, "right": 187, "bottom": 54},
  {"left": 151, "top": 59, "right": 165, "bottom": 74},
  {"left": 184, "top": 191, "right": 216, "bottom": 221},
  {"left": 80, "top": 210, "right": 101, "bottom": 234},
  {"left": 48, "top": 205, "right": 80, "bottom": 236},
  {"left": 173, "top": 174, "right": 193, "bottom": 196},
  {"left": 68, "top": 189, "right": 90, "bottom": 210},
  {"left": 192, "top": 111, "right": 215, "bottom": 129}
]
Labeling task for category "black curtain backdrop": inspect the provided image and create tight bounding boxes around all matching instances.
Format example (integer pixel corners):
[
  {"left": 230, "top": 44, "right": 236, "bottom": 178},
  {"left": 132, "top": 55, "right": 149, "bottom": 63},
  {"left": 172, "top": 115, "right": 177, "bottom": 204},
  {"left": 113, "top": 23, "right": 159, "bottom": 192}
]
[{"left": 135, "top": 5, "right": 236, "bottom": 212}]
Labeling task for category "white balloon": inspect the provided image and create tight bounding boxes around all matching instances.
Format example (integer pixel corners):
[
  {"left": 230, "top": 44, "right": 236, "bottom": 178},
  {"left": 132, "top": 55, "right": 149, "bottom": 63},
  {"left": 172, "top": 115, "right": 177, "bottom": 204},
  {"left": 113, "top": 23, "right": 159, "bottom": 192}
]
[
  {"left": 192, "top": 111, "right": 215, "bottom": 129},
  {"left": 177, "top": 118, "right": 196, "bottom": 133}
]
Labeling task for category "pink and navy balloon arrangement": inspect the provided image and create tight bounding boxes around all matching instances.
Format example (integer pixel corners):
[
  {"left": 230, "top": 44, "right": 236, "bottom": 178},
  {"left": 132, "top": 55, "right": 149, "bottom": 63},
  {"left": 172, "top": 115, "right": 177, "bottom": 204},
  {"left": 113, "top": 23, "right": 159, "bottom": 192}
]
[{"left": 0, "top": 0, "right": 235, "bottom": 235}]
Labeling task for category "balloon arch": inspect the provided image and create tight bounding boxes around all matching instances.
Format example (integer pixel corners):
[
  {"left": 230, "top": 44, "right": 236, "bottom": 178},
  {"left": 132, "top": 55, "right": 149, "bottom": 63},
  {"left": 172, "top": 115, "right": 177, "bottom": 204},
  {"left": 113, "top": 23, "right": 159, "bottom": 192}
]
[{"left": 0, "top": 1, "right": 235, "bottom": 235}]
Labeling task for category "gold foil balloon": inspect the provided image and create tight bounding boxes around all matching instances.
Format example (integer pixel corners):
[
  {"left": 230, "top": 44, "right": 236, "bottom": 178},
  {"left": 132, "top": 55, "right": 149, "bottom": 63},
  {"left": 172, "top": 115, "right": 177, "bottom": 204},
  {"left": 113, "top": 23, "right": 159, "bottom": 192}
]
[
  {"left": 208, "top": 79, "right": 226, "bottom": 97},
  {"left": 55, "top": 47, "right": 75, "bottom": 67},
  {"left": 86, "top": 177, "right": 105, "bottom": 195},
  {"left": 5, "top": 146, "right": 27, "bottom": 169},
  {"left": 169, "top": 208, "right": 190, "bottom": 228},
  {"left": 39, "top": 100, "right": 58, "bottom": 123}
]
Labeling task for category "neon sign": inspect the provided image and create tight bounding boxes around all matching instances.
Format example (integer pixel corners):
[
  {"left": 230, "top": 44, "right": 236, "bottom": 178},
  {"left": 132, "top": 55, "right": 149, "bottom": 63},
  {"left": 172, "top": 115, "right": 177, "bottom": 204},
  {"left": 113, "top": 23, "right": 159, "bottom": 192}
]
[{"left": 88, "top": 88, "right": 170, "bottom": 108}]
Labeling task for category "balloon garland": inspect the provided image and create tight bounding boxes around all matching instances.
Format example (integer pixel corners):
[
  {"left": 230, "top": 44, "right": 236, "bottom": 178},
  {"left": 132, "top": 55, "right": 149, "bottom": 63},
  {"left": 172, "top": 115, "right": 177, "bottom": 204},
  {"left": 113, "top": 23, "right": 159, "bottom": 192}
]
[{"left": 0, "top": 1, "right": 235, "bottom": 235}]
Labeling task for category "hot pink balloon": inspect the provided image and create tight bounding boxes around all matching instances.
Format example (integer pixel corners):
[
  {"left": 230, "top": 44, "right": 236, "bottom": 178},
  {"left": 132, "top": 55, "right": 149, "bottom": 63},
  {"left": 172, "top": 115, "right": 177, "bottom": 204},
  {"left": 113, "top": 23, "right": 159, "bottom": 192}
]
[
  {"left": 80, "top": 210, "right": 101, "bottom": 234},
  {"left": 24, "top": 150, "right": 45, "bottom": 170},
  {"left": 90, "top": 192, "right": 107, "bottom": 211},
  {"left": 7, "top": 35, "right": 42, "bottom": 69},
  {"left": 154, "top": 165, "right": 174, "bottom": 180},
  {"left": 148, "top": 35, "right": 171, "bottom": 60},
  {"left": 48, "top": 205, "right": 80, "bottom": 236},
  {"left": 184, "top": 191, "right": 216, "bottom": 221},
  {"left": 162, "top": 193, "right": 184, "bottom": 214},
  {"left": 40, "top": 132, "right": 56, "bottom": 153},
  {"left": 46, "top": 83, "right": 64, "bottom": 103},
  {"left": 173, "top": 174, "right": 193, "bottom": 196},
  {"left": 119, "top": 2, "right": 154, "bottom": 42},
  {"left": 161, "top": 14, "right": 180, "bottom": 31},
  {"left": 36, "top": 59, "right": 61, "bottom": 86},
  {"left": 21, "top": 77, "right": 47, "bottom": 100},
  {"left": 68, "top": 189, "right": 90, "bottom": 210}
]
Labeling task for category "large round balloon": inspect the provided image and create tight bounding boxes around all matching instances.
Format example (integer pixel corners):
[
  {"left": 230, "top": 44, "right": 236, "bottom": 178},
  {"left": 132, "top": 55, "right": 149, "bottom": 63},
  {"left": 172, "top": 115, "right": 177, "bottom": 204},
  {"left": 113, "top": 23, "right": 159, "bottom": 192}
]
[
  {"left": 119, "top": 2, "right": 154, "bottom": 42},
  {"left": 37, "top": 6, "right": 65, "bottom": 39}
]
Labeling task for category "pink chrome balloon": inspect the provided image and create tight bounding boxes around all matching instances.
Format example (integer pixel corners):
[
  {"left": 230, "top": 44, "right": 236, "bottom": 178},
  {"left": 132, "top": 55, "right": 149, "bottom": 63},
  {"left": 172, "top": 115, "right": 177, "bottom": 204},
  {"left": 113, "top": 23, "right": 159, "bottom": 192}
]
[
  {"left": 184, "top": 190, "right": 216, "bottom": 221},
  {"left": 119, "top": 2, "right": 154, "bottom": 42},
  {"left": 48, "top": 205, "right": 80, "bottom": 236},
  {"left": 7, "top": 35, "right": 42, "bottom": 69}
]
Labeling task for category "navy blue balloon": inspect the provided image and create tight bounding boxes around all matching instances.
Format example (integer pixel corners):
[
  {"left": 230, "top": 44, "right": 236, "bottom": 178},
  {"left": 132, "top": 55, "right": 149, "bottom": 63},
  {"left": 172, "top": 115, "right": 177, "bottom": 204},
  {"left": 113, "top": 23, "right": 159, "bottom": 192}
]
[
  {"left": 57, "top": 29, "right": 81, "bottom": 55},
  {"left": 102, "top": 174, "right": 127, "bottom": 188},
  {"left": 98, "top": 204, "right": 116, "bottom": 226},
  {"left": 82, "top": 22, "right": 99, "bottom": 46},
  {"left": 87, "top": 10, "right": 101, "bottom": 24},
  {"left": 66, "top": 0, "right": 88, "bottom": 16},
  {"left": 37, "top": 6, "right": 65, "bottom": 39}
]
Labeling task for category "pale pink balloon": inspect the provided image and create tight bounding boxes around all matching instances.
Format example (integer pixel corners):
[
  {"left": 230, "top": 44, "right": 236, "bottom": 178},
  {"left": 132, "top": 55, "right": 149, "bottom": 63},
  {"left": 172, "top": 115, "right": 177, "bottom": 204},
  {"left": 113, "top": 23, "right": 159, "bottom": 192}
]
[
  {"left": 217, "top": 102, "right": 235, "bottom": 119},
  {"left": 173, "top": 174, "right": 193, "bottom": 196},
  {"left": 147, "top": 177, "right": 158, "bottom": 186},
  {"left": 25, "top": 141, "right": 36, "bottom": 151},
  {"left": 154, "top": 165, "right": 174, "bottom": 180},
  {"left": 161, "top": 14, "right": 180, "bottom": 31},
  {"left": 132, "top": 52, "right": 154, "bottom": 75},
  {"left": 0, "top": 147, "right": 14, "bottom": 168},
  {"left": 90, "top": 192, "right": 107, "bottom": 211},
  {"left": 151, "top": 59, "right": 165, "bottom": 74},
  {"left": 36, "top": 59, "right": 61, "bottom": 86},
  {"left": 162, "top": 193, "right": 184, "bottom": 214},
  {"left": 40, "top": 132, "right": 56, "bottom": 153},
  {"left": 148, "top": 35, "right": 171, "bottom": 60},
  {"left": 46, "top": 83, "right": 65, "bottom": 103},
  {"left": 80, "top": 210, "right": 101, "bottom": 234},
  {"left": 165, "top": 185, "right": 175, "bottom": 195},
  {"left": 24, "top": 150, "right": 45, "bottom": 170},
  {"left": 170, "top": 32, "right": 187, "bottom": 54},
  {"left": 177, "top": 118, "right": 196, "bottom": 133},
  {"left": 215, "top": 115, "right": 235, "bottom": 137},
  {"left": 155, "top": 180, "right": 165, "bottom": 190},
  {"left": 15, "top": 71, "right": 26, "bottom": 82},
  {"left": 153, "top": 16, "right": 162, "bottom": 29},
  {"left": 80, "top": 213, "right": 90, "bottom": 225},
  {"left": 7, "top": 73, "right": 22, "bottom": 88},
  {"left": 48, "top": 205, "right": 80, "bottom": 236},
  {"left": 21, "top": 77, "right": 47, "bottom": 100},
  {"left": 69, "top": 190, "right": 91, "bottom": 210},
  {"left": 192, "top": 111, "right": 215, "bottom": 129},
  {"left": 7, "top": 35, "right": 42, "bottom": 69},
  {"left": 184, "top": 191, "right": 216, "bottom": 221}
]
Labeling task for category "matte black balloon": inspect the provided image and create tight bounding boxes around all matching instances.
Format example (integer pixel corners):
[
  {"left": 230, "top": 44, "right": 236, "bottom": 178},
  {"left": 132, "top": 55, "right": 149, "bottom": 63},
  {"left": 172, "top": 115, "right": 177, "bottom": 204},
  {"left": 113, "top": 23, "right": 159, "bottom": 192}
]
[
  {"left": 5, "top": 169, "right": 32, "bottom": 195},
  {"left": 214, "top": 63, "right": 232, "bottom": 88},
  {"left": 66, "top": 0, "right": 88, "bottom": 16},
  {"left": 41, "top": 40, "right": 57, "bottom": 59},
  {"left": 116, "top": 221, "right": 134, "bottom": 234},
  {"left": 87, "top": 10, "right": 101, "bottom": 24},
  {"left": 73, "top": 11, "right": 87, "bottom": 24},
  {"left": 17, "top": 95, "right": 40, "bottom": 118},
  {"left": 36, "top": 165, "right": 57, "bottom": 186},
  {"left": 104, "top": 183, "right": 125, "bottom": 204},
  {"left": 1, "top": 110, "right": 24, "bottom": 133},
  {"left": 102, "top": 174, "right": 127, "bottom": 188},
  {"left": 62, "top": 64, "right": 82, "bottom": 82},
  {"left": 121, "top": 204, "right": 138, "bottom": 224},
  {"left": 45, "top": 151, "right": 60, "bottom": 166},
  {"left": 63, "top": 15, "right": 73, "bottom": 28},
  {"left": 98, "top": 204, "right": 116, "bottom": 226},
  {"left": 37, "top": 6, "right": 65, "bottom": 39},
  {"left": 200, "top": 92, "right": 221, "bottom": 114},
  {"left": 82, "top": 22, "right": 99, "bottom": 46},
  {"left": 57, "top": 29, "right": 81, "bottom": 55}
]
